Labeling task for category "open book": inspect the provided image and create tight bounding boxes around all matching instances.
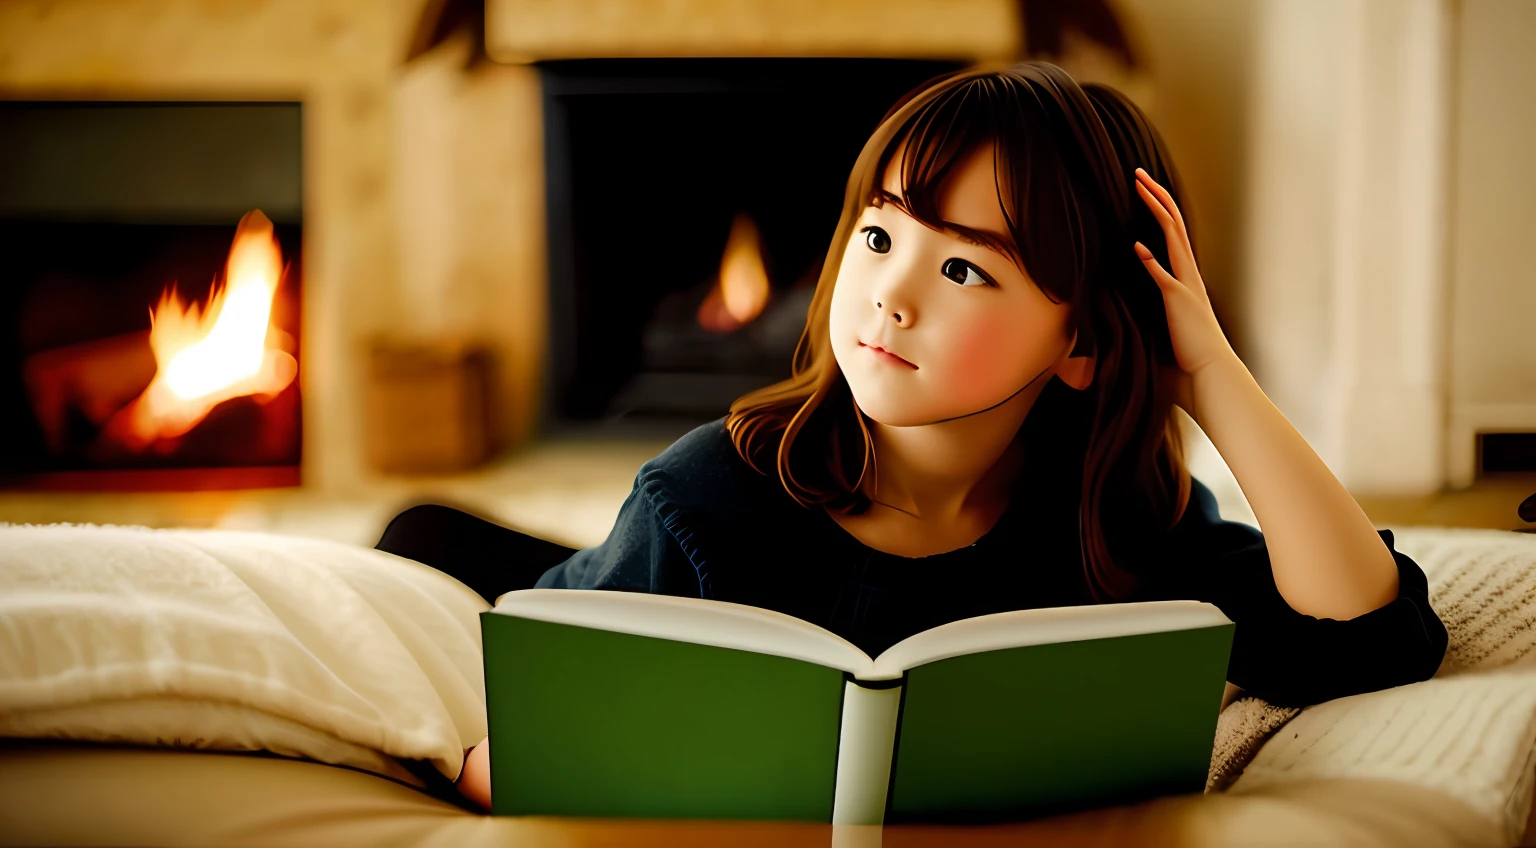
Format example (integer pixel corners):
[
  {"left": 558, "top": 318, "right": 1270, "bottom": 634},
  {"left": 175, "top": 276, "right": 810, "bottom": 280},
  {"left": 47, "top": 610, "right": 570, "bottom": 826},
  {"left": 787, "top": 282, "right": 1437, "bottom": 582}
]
[{"left": 481, "top": 589, "right": 1234, "bottom": 824}]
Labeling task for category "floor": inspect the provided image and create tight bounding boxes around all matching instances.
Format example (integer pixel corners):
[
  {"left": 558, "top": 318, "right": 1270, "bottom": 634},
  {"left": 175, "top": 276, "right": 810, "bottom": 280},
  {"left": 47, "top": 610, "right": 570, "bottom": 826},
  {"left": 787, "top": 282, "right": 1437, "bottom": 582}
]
[
  {"left": 0, "top": 436, "right": 675, "bottom": 550},
  {"left": 1, "top": 431, "right": 1532, "bottom": 550},
  {"left": 1355, "top": 474, "right": 1536, "bottom": 532}
]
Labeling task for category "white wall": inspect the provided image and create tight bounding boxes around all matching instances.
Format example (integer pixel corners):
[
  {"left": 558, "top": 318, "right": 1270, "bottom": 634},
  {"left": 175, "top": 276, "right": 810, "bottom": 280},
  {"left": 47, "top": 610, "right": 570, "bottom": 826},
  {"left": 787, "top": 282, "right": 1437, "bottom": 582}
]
[
  {"left": 1446, "top": 0, "right": 1536, "bottom": 486},
  {"left": 1241, "top": 0, "right": 1454, "bottom": 495}
]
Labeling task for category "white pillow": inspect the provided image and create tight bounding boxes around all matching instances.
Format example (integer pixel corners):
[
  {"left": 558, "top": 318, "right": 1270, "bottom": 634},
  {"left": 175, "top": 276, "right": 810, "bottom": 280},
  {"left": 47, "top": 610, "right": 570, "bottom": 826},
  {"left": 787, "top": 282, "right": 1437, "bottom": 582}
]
[
  {"left": 1232, "top": 527, "right": 1536, "bottom": 845},
  {"left": 0, "top": 522, "right": 490, "bottom": 782}
]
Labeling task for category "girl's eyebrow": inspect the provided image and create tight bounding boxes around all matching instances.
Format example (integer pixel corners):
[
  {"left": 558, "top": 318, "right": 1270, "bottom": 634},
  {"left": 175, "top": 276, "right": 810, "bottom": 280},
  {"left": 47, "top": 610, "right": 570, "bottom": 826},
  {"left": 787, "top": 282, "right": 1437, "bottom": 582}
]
[{"left": 872, "top": 189, "right": 1020, "bottom": 265}]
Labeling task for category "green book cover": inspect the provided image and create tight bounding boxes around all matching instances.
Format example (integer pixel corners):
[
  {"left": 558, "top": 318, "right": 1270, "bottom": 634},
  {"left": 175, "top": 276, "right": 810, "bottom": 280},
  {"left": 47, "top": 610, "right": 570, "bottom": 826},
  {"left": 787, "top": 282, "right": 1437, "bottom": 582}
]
[{"left": 480, "top": 589, "right": 1234, "bottom": 824}]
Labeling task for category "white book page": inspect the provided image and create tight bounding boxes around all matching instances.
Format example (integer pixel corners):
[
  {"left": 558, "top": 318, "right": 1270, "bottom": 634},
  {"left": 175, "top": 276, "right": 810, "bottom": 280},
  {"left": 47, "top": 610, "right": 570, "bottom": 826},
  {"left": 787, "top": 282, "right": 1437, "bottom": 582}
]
[
  {"left": 490, "top": 589, "right": 876, "bottom": 675},
  {"left": 868, "top": 599, "right": 1233, "bottom": 679}
]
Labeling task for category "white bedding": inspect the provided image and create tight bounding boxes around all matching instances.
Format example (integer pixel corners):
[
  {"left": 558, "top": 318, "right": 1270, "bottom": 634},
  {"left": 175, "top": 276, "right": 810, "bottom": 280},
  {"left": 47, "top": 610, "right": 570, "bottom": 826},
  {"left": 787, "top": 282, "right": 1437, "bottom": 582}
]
[
  {"left": 0, "top": 522, "right": 490, "bottom": 783},
  {"left": 1182, "top": 413, "right": 1536, "bottom": 844},
  {"left": 2, "top": 516, "right": 1534, "bottom": 843},
  {"left": 1231, "top": 527, "right": 1536, "bottom": 846}
]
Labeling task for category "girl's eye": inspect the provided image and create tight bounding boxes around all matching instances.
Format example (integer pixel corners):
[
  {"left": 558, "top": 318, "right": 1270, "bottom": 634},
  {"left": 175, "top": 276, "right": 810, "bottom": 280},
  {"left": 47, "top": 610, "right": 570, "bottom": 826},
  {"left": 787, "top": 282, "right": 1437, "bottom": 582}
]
[
  {"left": 941, "top": 257, "right": 994, "bottom": 287},
  {"left": 862, "top": 226, "right": 891, "bottom": 254}
]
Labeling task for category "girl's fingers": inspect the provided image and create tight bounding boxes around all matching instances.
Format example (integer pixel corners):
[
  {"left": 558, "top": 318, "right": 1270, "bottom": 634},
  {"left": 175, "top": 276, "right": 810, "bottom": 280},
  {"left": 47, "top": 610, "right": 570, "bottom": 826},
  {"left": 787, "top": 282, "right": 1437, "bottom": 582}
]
[
  {"left": 1134, "top": 169, "right": 1206, "bottom": 299},
  {"left": 1135, "top": 180, "right": 1178, "bottom": 235},
  {"left": 1136, "top": 168, "right": 1188, "bottom": 242},
  {"left": 1135, "top": 181, "right": 1192, "bottom": 281},
  {"left": 1134, "top": 242, "right": 1181, "bottom": 293}
]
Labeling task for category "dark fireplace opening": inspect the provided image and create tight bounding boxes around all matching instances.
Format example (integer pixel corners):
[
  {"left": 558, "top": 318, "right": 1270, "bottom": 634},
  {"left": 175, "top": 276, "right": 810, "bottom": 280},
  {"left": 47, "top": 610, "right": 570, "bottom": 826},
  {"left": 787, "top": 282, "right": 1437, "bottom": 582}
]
[
  {"left": 0, "top": 101, "right": 303, "bottom": 491},
  {"left": 539, "top": 58, "right": 963, "bottom": 437}
]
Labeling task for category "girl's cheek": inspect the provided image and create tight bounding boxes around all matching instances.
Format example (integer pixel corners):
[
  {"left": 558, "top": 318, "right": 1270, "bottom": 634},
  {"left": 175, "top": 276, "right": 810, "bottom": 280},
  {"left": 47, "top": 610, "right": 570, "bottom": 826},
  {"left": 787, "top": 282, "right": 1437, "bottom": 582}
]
[
  {"left": 943, "top": 310, "right": 1041, "bottom": 395},
  {"left": 836, "top": 250, "right": 873, "bottom": 297},
  {"left": 828, "top": 269, "right": 852, "bottom": 323},
  {"left": 826, "top": 271, "right": 862, "bottom": 359},
  {"left": 828, "top": 255, "right": 873, "bottom": 330},
  {"left": 951, "top": 311, "right": 1012, "bottom": 363}
]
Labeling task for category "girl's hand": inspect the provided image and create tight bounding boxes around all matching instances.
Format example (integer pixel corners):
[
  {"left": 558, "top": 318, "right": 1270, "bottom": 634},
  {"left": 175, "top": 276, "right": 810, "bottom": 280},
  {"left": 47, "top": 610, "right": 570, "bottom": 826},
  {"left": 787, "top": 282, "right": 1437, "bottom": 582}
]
[
  {"left": 1131, "top": 168, "right": 1238, "bottom": 414},
  {"left": 457, "top": 735, "right": 492, "bottom": 812}
]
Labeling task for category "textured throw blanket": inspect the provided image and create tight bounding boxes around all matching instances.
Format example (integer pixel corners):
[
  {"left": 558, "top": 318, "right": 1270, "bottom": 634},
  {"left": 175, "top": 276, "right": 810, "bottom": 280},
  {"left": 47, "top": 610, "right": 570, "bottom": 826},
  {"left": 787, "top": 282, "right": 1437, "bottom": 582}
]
[
  {"left": 1203, "top": 527, "right": 1536, "bottom": 846},
  {"left": 0, "top": 522, "right": 490, "bottom": 785}
]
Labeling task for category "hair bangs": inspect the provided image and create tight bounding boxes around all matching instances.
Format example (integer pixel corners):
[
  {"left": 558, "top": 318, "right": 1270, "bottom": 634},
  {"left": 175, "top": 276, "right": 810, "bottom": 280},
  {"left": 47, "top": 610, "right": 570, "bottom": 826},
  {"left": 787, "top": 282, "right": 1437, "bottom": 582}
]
[{"left": 871, "top": 76, "right": 1082, "bottom": 306}]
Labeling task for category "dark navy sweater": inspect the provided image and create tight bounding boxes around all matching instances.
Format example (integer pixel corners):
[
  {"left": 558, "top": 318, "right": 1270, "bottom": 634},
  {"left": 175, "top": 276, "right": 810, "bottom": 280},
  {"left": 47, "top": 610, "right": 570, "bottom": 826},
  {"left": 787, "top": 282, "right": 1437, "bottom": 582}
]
[{"left": 535, "top": 419, "right": 1448, "bottom": 708}]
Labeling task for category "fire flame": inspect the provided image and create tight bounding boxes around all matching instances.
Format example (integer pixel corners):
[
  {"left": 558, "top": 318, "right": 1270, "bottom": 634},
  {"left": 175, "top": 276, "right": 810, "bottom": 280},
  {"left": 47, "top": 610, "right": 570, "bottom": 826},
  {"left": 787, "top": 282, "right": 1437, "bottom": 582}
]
[
  {"left": 697, "top": 212, "right": 770, "bottom": 333},
  {"left": 117, "top": 210, "right": 297, "bottom": 449}
]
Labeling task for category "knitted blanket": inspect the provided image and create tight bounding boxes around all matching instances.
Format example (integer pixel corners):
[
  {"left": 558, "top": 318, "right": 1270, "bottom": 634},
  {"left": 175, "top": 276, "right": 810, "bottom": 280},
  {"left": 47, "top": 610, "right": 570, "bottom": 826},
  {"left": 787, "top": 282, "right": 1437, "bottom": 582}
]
[{"left": 1203, "top": 526, "right": 1536, "bottom": 846}]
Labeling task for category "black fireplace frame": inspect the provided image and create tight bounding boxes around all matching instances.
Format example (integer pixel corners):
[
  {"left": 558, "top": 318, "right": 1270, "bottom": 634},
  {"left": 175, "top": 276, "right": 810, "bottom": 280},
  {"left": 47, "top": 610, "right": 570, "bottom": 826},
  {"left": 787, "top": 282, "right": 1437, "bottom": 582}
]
[{"left": 536, "top": 58, "right": 963, "bottom": 439}]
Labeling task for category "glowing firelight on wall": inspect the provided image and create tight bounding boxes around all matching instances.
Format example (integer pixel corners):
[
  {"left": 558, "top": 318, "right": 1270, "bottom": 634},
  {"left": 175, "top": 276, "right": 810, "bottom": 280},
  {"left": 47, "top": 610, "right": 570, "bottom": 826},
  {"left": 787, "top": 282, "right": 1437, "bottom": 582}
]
[{"left": 114, "top": 209, "right": 298, "bottom": 449}]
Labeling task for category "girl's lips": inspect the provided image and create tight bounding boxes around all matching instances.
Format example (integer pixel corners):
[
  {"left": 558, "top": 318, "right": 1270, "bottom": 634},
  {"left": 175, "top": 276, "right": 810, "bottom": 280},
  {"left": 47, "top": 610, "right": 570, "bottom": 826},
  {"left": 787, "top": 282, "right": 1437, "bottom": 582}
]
[{"left": 859, "top": 342, "right": 917, "bottom": 369}]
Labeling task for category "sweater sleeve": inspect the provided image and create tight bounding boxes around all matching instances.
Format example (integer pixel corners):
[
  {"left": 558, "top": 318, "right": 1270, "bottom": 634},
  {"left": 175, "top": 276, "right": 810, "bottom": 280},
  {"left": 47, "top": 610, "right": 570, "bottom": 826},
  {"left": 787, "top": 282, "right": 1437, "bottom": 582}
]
[
  {"left": 1150, "top": 478, "right": 1449, "bottom": 708},
  {"left": 532, "top": 471, "right": 710, "bottom": 598}
]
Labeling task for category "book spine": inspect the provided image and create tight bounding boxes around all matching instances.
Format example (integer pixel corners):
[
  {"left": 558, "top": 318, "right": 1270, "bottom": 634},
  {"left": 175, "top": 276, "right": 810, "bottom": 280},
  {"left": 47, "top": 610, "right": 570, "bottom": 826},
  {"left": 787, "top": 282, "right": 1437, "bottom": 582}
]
[{"left": 831, "top": 678, "right": 903, "bottom": 825}]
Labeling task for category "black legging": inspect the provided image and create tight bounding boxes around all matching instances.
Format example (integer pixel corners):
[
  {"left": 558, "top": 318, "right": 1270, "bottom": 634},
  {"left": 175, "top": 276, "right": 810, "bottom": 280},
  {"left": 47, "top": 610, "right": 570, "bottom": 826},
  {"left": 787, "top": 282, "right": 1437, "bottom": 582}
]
[{"left": 375, "top": 503, "right": 580, "bottom": 604}]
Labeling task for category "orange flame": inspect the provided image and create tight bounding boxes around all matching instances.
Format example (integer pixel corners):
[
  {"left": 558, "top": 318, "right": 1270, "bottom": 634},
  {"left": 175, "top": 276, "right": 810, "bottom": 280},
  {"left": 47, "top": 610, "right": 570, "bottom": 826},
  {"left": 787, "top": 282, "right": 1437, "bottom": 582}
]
[
  {"left": 697, "top": 212, "right": 770, "bottom": 333},
  {"left": 118, "top": 210, "right": 297, "bottom": 448}
]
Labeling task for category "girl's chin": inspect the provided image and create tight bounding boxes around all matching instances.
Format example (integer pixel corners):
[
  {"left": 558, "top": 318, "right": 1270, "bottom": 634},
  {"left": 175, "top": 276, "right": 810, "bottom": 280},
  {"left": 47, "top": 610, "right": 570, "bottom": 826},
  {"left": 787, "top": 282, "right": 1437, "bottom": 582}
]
[
  {"left": 847, "top": 393, "right": 951, "bottom": 428},
  {"left": 849, "top": 383, "right": 1015, "bottom": 428}
]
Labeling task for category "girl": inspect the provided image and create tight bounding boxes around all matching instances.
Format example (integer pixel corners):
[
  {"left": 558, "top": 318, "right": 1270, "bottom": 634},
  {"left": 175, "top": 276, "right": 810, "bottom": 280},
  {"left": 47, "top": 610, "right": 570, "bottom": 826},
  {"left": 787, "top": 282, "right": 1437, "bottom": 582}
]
[{"left": 380, "top": 62, "right": 1448, "bottom": 812}]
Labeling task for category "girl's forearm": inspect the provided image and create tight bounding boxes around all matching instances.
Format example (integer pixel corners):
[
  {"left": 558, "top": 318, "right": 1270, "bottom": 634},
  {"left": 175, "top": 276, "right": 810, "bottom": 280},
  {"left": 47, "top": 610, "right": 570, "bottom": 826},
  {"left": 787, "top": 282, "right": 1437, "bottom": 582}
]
[{"left": 1187, "top": 354, "right": 1400, "bottom": 620}]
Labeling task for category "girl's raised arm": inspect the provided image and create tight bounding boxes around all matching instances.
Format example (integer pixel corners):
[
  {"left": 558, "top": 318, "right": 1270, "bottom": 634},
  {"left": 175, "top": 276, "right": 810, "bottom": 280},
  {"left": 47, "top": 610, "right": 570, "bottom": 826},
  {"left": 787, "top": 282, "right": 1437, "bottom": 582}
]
[{"left": 1132, "top": 168, "right": 1400, "bottom": 622}]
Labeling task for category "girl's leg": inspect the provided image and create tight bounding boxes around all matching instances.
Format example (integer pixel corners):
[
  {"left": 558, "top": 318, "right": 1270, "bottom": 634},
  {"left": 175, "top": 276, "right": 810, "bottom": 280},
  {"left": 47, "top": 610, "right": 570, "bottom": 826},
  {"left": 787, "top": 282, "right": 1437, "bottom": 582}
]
[{"left": 375, "top": 503, "right": 579, "bottom": 604}]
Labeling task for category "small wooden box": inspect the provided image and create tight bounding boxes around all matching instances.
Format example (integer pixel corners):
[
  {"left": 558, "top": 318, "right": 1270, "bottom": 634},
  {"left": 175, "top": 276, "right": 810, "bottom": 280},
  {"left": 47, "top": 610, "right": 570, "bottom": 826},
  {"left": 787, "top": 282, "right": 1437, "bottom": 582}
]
[{"left": 365, "top": 339, "right": 494, "bottom": 473}]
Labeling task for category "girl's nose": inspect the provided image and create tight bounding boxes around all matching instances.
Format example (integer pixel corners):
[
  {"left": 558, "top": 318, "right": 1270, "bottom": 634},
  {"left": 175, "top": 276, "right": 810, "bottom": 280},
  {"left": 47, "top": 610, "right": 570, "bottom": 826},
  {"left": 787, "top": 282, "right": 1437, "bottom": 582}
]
[
  {"left": 871, "top": 256, "right": 921, "bottom": 326},
  {"left": 874, "top": 300, "right": 909, "bottom": 326}
]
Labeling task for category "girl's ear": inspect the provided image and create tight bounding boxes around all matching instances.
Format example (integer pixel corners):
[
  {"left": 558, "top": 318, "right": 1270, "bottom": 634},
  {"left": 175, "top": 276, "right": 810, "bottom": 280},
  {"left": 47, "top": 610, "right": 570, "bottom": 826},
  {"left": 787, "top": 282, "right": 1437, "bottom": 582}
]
[
  {"left": 1057, "top": 353, "right": 1096, "bottom": 391},
  {"left": 1057, "top": 330, "right": 1095, "bottom": 391}
]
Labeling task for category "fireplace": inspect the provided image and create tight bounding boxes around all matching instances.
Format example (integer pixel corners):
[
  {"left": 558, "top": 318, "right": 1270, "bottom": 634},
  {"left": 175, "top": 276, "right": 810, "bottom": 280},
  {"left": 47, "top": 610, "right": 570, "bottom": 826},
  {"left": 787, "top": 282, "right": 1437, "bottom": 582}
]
[
  {"left": 0, "top": 101, "right": 304, "bottom": 491},
  {"left": 539, "top": 58, "right": 962, "bottom": 436}
]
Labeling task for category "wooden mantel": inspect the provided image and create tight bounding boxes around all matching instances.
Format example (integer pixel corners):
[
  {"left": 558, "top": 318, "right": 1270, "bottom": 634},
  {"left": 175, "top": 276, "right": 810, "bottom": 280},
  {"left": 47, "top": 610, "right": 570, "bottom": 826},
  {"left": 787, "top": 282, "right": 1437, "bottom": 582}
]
[{"left": 486, "top": 0, "right": 1022, "bottom": 63}]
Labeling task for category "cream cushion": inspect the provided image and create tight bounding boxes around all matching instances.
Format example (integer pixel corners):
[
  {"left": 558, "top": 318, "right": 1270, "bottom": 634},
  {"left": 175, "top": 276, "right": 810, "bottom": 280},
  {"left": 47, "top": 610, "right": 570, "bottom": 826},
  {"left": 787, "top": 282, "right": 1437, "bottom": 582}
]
[{"left": 0, "top": 522, "right": 490, "bottom": 783}]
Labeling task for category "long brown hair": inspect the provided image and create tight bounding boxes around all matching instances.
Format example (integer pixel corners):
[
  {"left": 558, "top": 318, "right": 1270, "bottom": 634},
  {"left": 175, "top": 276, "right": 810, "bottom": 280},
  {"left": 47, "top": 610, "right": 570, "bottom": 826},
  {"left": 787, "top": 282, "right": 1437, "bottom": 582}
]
[{"left": 725, "top": 62, "right": 1193, "bottom": 603}]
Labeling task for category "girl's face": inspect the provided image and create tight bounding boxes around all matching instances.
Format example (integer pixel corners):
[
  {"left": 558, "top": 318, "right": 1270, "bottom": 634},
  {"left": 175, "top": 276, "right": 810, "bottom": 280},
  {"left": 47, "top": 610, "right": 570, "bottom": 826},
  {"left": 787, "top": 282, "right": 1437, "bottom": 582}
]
[{"left": 829, "top": 141, "right": 1084, "bottom": 427}]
